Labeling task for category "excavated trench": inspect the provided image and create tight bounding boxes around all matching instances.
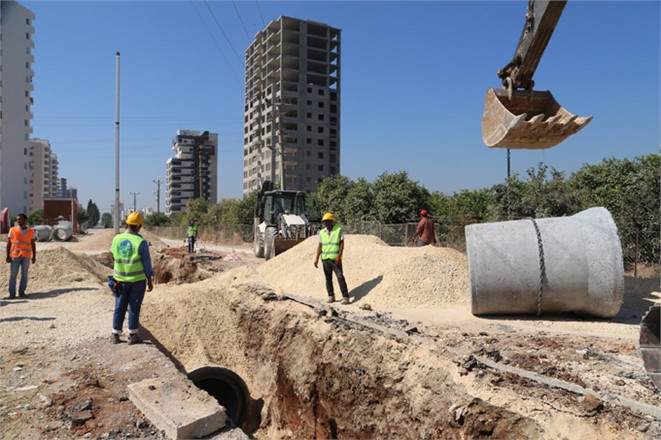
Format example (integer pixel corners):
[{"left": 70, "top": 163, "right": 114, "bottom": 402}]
[
  {"left": 137, "top": 242, "right": 661, "bottom": 439},
  {"left": 141, "top": 276, "right": 545, "bottom": 439}
]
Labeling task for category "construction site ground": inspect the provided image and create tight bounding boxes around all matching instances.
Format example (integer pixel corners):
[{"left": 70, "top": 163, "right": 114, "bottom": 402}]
[{"left": 0, "top": 228, "right": 660, "bottom": 439}]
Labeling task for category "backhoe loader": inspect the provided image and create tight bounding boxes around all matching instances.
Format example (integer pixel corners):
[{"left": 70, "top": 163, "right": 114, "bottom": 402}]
[
  {"left": 253, "top": 181, "right": 321, "bottom": 260},
  {"left": 482, "top": 0, "right": 592, "bottom": 150}
]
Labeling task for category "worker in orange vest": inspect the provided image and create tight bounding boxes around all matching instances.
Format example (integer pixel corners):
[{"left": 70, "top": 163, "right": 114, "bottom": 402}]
[{"left": 5, "top": 213, "right": 36, "bottom": 299}]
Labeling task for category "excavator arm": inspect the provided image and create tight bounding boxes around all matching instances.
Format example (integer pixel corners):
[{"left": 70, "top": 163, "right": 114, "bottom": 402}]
[
  {"left": 497, "top": 0, "right": 566, "bottom": 93},
  {"left": 481, "top": 0, "right": 592, "bottom": 150}
]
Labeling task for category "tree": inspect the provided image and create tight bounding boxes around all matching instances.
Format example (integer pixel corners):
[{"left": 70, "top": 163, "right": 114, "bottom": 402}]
[
  {"left": 316, "top": 175, "right": 353, "bottom": 221},
  {"left": 569, "top": 154, "right": 660, "bottom": 262},
  {"left": 86, "top": 199, "right": 100, "bottom": 227},
  {"left": 101, "top": 213, "right": 113, "bottom": 228},
  {"left": 372, "top": 171, "right": 429, "bottom": 223},
  {"left": 452, "top": 188, "right": 494, "bottom": 223},
  {"left": 28, "top": 210, "right": 44, "bottom": 225},
  {"left": 343, "top": 178, "right": 374, "bottom": 224},
  {"left": 205, "top": 199, "right": 242, "bottom": 226},
  {"left": 77, "top": 208, "right": 89, "bottom": 229},
  {"left": 237, "top": 190, "right": 258, "bottom": 225},
  {"left": 144, "top": 212, "right": 170, "bottom": 227},
  {"left": 183, "top": 198, "right": 211, "bottom": 226}
]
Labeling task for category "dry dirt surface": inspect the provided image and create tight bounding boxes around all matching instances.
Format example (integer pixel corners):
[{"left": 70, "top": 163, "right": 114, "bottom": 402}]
[{"left": 1, "top": 230, "right": 661, "bottom": 439}]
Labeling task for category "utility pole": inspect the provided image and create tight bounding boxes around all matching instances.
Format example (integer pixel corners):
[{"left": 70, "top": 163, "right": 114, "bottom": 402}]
[
  {"left": 130, "top": 192, "right": 139, "bottom": 212},
  {"left": 114, "top": 51, "right": 121, "bottom": 234},
  {"left": 271, "top": 97, "right": 286, "bottom": 190},
  {"left": 153, "top": 179, "right": 161, "bottom": 213},
  {"left": 277, "top": 109, "right": 285, "bottom": 190},
  {"left": 195, "top": 131, "right": 210, "bottom": 200}
]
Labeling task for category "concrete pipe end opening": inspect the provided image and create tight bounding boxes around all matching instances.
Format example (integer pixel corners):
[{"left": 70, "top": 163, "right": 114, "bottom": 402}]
[{"left": 187, "top": 365, "right": 251, "bottom": 428}]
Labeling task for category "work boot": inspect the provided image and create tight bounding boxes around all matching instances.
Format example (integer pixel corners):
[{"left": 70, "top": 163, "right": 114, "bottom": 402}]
[
  {"left": 341, "top": 297, "right": 350, "bottom": 305},
  {"left": 111, "top": 333, "right": 121, "bottom": 344},
  {"left": 327, "top": 296, "right": 335, "bottom": 303},
  {"left": 128, "top": 333, "right": 142, "bottom": 345},
  {"left": 18, "top": 293, "right": 26, "bottom": 298}
]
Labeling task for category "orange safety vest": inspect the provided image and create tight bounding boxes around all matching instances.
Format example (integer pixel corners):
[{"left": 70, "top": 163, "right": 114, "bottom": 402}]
[{"left": 9, "top": 226, "right": 35, "bottom": 259}]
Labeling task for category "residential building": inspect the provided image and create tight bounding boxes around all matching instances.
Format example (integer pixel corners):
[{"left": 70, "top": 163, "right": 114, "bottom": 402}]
[
  {"left": 0, "top": 1, "right": 35, "bottom": 214},
  {"left": 243, "top": 16, "right": 341, "bottom": 196},
  {"left": 165, "top": 130, "right": 218, "bottom": 215},
  {"left": 29, "top": 138, "right": 59, "bottom": 212},
  {"left": 57, "top": 177, "right": 76, "bottom": 199}
]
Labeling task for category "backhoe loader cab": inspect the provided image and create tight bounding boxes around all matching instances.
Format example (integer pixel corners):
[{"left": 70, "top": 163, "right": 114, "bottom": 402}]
[{"left": 254, "top": 181, "right": 321, "bottom": 260}]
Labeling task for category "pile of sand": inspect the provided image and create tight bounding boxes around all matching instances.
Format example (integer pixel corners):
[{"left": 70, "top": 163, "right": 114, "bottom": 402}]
[
  {"left": 0, "top": 247, "right": 109, "bottom": 293},
  {"left": 74, "top": 229, "right": 168, "bottom": 252},
  {"left": 258, "top": 234, "right": 469, "bottom": 308}
]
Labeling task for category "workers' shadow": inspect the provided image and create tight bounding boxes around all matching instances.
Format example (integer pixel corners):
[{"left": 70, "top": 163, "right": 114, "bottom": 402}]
[
  {"left": 349, "top": 275, "right": 383, "bottom": 303},
  {"left": 0, "top": 316, "right": 56, "bottom": 323},
  {"left": 23, "top": 287, "right": 98, "bottom": 300}
]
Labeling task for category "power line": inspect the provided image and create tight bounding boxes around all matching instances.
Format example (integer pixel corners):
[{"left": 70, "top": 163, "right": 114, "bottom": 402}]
[
  {"left": 231, "top": 0, "right": 252, "bottom": 42},
  {"left": 255, "top": 0, "right": 266, "bottom": 28},
  {"left": 190, "top": 1, "right": 243, "bottom": 85},
  {"left": 202, "top": 0, "right": 245, "bottom": 67}
]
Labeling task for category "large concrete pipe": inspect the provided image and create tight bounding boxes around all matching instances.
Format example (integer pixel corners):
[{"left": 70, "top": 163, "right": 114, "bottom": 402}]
[
  {"left": 52, "top": 223, "right": 73, "bottom": 241},
  {"left": 187, "top": 366, "right": 251, "bottom": 429},
  {"left": 33, "top": 225, "right": 53, "bottom": 242},
  {"left": 465, "top": 207, "right": 623, "bottom": 318}
]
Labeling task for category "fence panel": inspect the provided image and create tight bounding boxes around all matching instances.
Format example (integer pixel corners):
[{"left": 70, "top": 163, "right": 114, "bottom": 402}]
[{"left": 150, "top": 220, "right": 659, "bottom": 279}]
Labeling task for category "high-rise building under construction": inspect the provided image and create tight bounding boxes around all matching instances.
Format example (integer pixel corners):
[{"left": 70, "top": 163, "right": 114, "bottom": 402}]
[{"left": 243, "top": 16, "right": 341, "bottom": 196}]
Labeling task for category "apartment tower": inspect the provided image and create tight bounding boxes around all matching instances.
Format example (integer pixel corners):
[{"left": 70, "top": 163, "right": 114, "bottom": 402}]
[
  {"left": 165, "top": 130, "right": 218, "bottom": 215},
  {"left": 243, "top": 16, "right": 341, "bottom": 196},
  {"left": 0, "top": 1, "right": 35, "bottom": 214},
  {"left": 29, "top": 138, "right": 59, "bottom": 212}
]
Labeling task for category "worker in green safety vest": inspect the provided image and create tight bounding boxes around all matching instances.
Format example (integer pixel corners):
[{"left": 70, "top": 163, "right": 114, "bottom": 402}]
[
  {"left": 187, "top": 220, "right": 198, "bottom": 253},
  {"left": 314, "top": 212, "right": 351, "bottom": 305},
  {"left": 110, "top": 211, "right": 154, "bottom": 345}
]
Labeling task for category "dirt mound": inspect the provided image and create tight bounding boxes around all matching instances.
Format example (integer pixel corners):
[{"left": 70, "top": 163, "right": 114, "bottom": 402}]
[
  {"left": 0, "top": 247, "right": 109, "bottom": 293},
  {"left": 74, "top": 229, "right": 168, "bottom": 252},
  {"left": 258, "top": 234, "right": 469, "bottom": 308}
]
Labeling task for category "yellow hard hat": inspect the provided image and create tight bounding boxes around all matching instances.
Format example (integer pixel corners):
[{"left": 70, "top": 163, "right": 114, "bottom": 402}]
[
  {"left": 322, "top": 212, "right": 336, "bottom": 222},
  {"left": 126, "top": 211, "right": 144, "bottom": 226}
]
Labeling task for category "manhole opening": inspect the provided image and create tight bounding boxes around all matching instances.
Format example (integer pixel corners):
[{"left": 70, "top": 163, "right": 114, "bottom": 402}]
[{"left": 187, "top": 366, "right": 250, "bottom": 427}]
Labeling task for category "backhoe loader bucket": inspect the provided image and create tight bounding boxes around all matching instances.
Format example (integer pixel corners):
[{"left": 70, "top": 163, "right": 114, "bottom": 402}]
[
  {"left": 482, "top": 88, "right": 592, "bottom": 150},
  {"left": 273, "top": 237, "right": 305, "bottom": 257},
  {"left": 640, "top": 304, "right": 661, "bottom": 390}
]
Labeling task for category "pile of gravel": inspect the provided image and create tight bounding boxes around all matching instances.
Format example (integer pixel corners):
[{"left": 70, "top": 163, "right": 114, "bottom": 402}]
[{"left": 259, "top": 234, "right": 469, "bottom": 308}]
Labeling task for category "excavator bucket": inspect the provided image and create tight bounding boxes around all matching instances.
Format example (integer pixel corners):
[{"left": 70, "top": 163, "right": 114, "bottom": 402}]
[
  {"left": 273, "top": 237, "right": 305, "bottom": 257},
  {"left": 482, "top": 88, "right": 592, "bottom": 150},
  {"left": 640, "top": 304, "right": 661, "bottom": 390}
]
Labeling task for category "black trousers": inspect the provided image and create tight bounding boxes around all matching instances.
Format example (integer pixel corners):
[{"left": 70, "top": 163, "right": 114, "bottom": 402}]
[{"left": 322, "top": 259, "right": 349, "bottom": 298}]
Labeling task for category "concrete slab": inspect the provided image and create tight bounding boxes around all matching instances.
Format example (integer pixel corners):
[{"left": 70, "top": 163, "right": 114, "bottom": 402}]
[{"left": 129, "top": 375, "right": 228, "bottom": 439}]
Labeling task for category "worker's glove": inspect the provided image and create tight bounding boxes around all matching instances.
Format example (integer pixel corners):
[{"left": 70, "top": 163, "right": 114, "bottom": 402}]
[{"left": 314, "top": 257, "right": 319, "bottom": 268}]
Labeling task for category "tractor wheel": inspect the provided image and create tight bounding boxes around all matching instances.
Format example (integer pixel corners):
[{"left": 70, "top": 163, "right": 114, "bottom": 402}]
[
  {"left": 254, "top": 231, "right": 264, "bottom": 258},
  {"left": 264, "top": 227, "right": 277, "bottom": 261}
]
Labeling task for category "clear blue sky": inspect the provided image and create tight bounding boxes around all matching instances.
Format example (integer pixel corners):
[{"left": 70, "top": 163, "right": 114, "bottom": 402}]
[{"left": 24, "top": 0, "right": 660, "bottom": 214}]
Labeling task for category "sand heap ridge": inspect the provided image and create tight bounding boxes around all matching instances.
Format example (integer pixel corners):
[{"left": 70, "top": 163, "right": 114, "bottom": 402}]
[
  {"left": 258, "top": 234, "right": 469, "bottom": 308},
  {"left": 0, "top": 247, "right": 109, "bottom": 293}
]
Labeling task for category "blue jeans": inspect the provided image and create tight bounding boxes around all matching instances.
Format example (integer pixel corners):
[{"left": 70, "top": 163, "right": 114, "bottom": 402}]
[
  {"left": 112, "top": 280, "right": 146, "bottom": 334},
  {"left": 9, "top": 257, "right": 31, "bottom": 297},
  {"left": 188, "top": 236, "right": 196, "bottom": 253}
]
